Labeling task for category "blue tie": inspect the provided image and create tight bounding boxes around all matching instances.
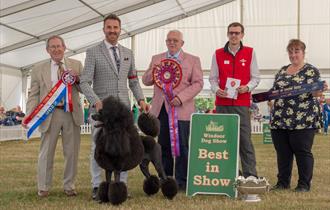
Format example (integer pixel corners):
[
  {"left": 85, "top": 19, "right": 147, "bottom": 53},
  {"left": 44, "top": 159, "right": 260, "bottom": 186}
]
[{"left": 111, "top": 46, "right": 120, "bottom": 72}]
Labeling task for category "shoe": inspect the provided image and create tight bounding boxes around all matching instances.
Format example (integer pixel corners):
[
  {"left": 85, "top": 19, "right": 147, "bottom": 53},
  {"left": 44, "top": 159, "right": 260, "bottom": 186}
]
[
  {"left": 64, "top": 189, "right": 77, "bottom": 196},
  {"left": 37, "top": 190, "right": 49, "bottom": 197},
  {"left": 294, "top": 186, "right": 309, "bottom": 192},
  {"left": 92, "top": 187, "right": 98, "bottom": 200},
  {"left": 271, "top": 183, "right": 290, "bottom": 191},
  {"left": 178, "top": 184, "right": 186, "bottom": 192}
]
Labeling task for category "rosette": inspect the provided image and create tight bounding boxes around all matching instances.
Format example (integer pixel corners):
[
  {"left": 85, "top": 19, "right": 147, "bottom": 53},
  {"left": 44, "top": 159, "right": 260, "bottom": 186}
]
[
  {"left": 152, "top": 59, "right": 182, "bottom": 157},
  {"left": 152, "top": 59, "right": 182, "bottom": 90}
]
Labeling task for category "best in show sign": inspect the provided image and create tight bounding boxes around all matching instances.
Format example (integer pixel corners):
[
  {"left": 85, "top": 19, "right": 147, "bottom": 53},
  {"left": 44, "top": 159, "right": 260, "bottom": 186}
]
[{"left": 187, "top": 113, "right": 240, "bottom": 198}]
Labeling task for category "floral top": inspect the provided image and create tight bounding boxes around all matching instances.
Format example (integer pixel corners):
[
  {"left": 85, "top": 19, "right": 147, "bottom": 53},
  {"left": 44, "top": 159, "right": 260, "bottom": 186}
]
[{"left": 270, "top": 63, "right": 323, "bottom": 130}]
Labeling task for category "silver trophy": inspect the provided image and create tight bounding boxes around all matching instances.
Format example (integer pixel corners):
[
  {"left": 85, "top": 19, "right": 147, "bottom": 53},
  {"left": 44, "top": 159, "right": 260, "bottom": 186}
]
[{"left": 234, "top": 176, "right": 270, "bottom": 202}]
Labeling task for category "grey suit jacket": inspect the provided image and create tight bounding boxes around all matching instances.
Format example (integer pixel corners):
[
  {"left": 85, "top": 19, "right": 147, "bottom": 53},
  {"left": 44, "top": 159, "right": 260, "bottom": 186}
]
[
  {"left": 26, "top": 58, "right": 84, "bottom": 133},
  {"left": 80, "top": 41, "right": 144, "bottom": 109}
]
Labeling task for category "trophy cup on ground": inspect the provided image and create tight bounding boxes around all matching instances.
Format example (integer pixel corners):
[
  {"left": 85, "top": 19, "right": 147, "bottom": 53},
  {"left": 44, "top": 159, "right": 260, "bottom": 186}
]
[{"left": 234, "top": 176, "right": 270, "bottom": 202}]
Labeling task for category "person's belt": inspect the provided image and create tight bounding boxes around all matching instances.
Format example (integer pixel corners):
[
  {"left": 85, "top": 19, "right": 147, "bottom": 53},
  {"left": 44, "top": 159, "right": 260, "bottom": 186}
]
[{"left": 55, "top": 105, "right": 64, "bottom": 109}]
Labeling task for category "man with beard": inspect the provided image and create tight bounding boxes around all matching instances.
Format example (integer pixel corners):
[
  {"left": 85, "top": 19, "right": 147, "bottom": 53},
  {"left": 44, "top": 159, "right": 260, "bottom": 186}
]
[{"left": 79, "top": 14, "right": 149, "bottom": 200}]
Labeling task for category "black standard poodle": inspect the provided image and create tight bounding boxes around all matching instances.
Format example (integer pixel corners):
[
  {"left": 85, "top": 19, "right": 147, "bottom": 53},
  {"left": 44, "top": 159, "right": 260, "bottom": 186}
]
[{"left": 92, "top": 96, "right": 178, "bottom": 205}]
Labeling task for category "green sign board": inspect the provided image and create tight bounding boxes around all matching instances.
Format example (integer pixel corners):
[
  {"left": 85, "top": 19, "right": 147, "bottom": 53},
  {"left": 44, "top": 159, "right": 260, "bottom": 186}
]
[
  {"left": 187, "top": 113, "right": 239, "bottom": 198},
  {"left": 262, "top": 123, "right": 273, "bottom": 144}
]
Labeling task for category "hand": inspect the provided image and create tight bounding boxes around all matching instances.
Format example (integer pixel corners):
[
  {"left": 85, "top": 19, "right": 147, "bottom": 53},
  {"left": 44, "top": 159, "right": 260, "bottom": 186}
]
[
  {"left": 237, "top": 85, "right": 249, "bottom": 94},
  {"left": 312, "top": 81, "right": 328, "bottom": 97},
  {"left": 69, "top": 70, "right": 80, "bottom": 84},
  {"left": 21, "top": 117, "right": 28, "bottom": 129},
  {"left": 95, "top": 101, "right": 103, "bottom": 112},
  {"left": 138, "top": 100, "right": 150, "bottom": 112},
  {"left": 170, "top": 96, "right": 182, "bottom": 107},
  {"left": 216, "top": 88, "right": 228, "bottom": 98}
]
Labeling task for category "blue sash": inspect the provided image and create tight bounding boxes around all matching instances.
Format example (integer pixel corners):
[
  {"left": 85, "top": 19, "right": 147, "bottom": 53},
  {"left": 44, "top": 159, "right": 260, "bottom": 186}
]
[{"left": 252, "top": 81, "right": 325, "bottom": 103}]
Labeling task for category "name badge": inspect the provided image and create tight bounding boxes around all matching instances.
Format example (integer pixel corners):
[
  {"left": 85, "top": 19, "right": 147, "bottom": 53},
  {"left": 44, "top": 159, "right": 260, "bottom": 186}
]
[{"left": 224, "top": 60, "right": 230, "bottom": 64}]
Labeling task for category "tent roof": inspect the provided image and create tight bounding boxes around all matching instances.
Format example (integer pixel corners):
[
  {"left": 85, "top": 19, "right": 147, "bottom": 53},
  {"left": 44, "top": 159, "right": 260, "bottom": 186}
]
[{"left": 0, "top": 0, "right": 233, "bottom": 69}]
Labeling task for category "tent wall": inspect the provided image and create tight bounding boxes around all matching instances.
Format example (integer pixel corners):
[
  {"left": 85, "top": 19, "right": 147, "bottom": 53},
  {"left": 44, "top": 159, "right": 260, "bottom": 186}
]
[{"left": 0, "top": 66, "right": 22, "bottom": 110}]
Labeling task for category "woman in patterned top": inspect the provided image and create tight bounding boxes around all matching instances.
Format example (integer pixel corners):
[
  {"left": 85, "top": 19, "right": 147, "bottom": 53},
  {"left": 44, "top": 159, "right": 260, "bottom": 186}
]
[{"left": 269, "top": 39, "right": 328, "bottom": 192}]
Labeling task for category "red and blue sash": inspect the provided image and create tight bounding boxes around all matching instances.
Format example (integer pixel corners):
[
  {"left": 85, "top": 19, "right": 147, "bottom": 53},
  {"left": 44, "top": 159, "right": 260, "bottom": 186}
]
[{"left": 23, "top": 71, "right": 76, "bottom": 138}]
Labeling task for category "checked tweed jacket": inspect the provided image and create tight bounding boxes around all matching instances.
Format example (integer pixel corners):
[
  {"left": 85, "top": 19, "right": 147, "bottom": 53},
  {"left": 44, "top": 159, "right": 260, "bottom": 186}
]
[{"left": 79, "top": 41, "right": 144, "bottom": 109}]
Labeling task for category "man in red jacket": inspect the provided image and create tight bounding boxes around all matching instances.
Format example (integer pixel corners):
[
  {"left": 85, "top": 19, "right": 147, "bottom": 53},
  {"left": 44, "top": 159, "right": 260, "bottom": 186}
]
[{"left": 209, "top": 22, "right": 260, "bottom": 178}]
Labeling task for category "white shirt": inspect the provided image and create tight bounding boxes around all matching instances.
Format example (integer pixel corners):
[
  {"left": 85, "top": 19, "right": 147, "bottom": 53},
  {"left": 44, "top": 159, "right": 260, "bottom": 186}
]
[
  {"left": 50, "top": 59, "right": 66, "bottom": 87},
  {"left": 104, "top": 40, "right": 120, "bottom": 70},
  {"left": 209, "top": 46, "right": 260, "bottom": 93}
]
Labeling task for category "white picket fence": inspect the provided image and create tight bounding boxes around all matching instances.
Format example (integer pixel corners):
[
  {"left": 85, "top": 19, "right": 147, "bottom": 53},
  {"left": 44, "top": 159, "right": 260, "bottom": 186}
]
[
  {"left": 251, "top": 120, "right": 264, "bottom": 134},
  {"left": 0, "top": 121, "right": 265, "bottom": 142},
  {"left": 0, "top": 124, "right": 93, "bottom": 142}
]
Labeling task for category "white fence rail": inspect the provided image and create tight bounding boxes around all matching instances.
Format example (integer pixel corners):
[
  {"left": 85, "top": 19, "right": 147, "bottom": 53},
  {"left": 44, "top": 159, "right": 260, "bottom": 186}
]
[{"left": 0, "top": 121, "right": 265, "bottom": 142}]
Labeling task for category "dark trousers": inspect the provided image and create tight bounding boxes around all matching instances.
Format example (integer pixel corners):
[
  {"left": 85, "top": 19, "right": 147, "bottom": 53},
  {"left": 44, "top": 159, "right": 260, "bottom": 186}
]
[
  {"left": 216, "top": 106, "right": 257, "bottom": 177},
  {"left": 158, "top": 104, "right": 190, "bottom": 188},
  {"left": 271, "top": 129, "right": 315, "bottom": 189}
]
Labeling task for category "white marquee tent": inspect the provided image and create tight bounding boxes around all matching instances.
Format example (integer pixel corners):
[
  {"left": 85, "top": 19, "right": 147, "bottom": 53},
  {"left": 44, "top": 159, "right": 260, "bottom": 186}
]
[{"left": 0, "top": 0, "right": 329, "bottom": 112}]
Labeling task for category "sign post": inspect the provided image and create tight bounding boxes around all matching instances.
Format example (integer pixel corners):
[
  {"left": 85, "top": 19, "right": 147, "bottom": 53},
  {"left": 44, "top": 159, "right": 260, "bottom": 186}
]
[{"left": 187, "top": 113, "right": 240, "bottom": 198}]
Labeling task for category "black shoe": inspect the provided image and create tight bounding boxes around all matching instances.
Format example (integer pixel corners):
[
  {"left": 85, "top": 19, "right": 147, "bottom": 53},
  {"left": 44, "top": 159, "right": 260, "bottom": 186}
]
[
  {"left": 271, "top": 183, "right": 290, "bottom": 191},
  {"left": 178, "top": 184, "right": 186, "bottom": 192},
  {"left": 92, "top": 187, "right": 98, "bottom": 200},
  {"left": 294, "top": 186, "right": 309, "bottom": 192}
]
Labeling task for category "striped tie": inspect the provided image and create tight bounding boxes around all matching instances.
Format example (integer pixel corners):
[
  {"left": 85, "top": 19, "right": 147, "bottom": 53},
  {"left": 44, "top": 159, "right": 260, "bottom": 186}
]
[
  {"left": 111, "top": 46, "right": 120, "bottom": 72},
  {"left": 57, "top": 62, "right": 64, "bottom": 80},
  {"left": 57, "top": 62, "right": 64, "bottom": 106}
]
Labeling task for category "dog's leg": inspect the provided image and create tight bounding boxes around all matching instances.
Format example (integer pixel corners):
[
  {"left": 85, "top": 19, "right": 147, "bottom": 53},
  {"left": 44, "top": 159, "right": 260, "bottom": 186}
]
[
  {"left": 113, "top": 171, "right": 120, "bottom": 182},
  {"left": 140, "top": 157, "right": 160, "bottom": 195},
  {"left": 150, "top": 143, "right": 167, "bottom": 180},
  {"left": 140, "top": 158, "right": 151, "bottom": 178},
  {"left": 149, "top": 143, "right": 178, "bottom": 199},
  {"left": 106, "top": 170, "right": 112, "bottom": 182},
  {"left": 98, "top": 169, "right": 112, "bottom": 203},
  {"left": 108, "top": 171, "right": 128, "bottom": 205}
]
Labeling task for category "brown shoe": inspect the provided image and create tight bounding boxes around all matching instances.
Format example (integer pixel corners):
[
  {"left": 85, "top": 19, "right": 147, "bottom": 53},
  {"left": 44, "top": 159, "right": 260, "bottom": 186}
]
[
  {"left": 64, "top": 189, "right": 77, "bottom": 197},
  {"left": 38, "top": 190, "right": 49, "bottom": 197}
]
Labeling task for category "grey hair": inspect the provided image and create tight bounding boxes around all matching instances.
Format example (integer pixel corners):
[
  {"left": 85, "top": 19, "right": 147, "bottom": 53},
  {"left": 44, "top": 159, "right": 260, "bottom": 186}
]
[
  {"left": 167, "top": 30, "right": 184, "bottom": 41},
  {"left": 46, "top": 35, "right": 66, "bottom": 48}
]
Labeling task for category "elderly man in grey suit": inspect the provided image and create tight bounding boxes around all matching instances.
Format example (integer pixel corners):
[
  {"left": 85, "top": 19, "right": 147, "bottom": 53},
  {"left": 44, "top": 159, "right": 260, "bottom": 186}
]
[
  {"left": 79, "top": 14, "right": 149, "bottom": 200},
  {"left": 24, "top": 35, "right": 83, "bottom": 197}
]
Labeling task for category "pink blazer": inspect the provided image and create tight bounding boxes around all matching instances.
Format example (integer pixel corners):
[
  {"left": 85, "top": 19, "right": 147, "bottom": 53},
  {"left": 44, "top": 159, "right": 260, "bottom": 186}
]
[{"left": 142, "top": 51, "right": 203, "bottom": 121}]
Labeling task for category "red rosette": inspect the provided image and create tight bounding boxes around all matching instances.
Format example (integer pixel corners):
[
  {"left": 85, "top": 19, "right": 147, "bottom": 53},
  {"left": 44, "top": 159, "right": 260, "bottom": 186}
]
[
  {"left": 61, "top": 71, "right": 76, "bottom": 85},
  {"left": 152, "top": 59, "right": 182, "bottom": 89}
]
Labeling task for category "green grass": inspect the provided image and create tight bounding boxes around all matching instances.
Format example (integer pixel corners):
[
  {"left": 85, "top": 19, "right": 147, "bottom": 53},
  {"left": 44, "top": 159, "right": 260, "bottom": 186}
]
[{"left": 0, "top": 134, "right": 329, "bottom": 210}]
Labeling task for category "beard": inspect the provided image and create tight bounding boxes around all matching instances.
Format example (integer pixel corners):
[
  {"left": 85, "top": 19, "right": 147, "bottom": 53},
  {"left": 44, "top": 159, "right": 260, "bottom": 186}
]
[{"left": 107, "top": 32, "right": 119, "bottom": 39}]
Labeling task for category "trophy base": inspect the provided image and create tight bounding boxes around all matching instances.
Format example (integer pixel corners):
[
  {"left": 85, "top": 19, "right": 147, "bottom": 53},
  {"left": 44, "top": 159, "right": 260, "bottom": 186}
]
[{"left": 240, "top": 194, "right": 261, "bottom": 202}]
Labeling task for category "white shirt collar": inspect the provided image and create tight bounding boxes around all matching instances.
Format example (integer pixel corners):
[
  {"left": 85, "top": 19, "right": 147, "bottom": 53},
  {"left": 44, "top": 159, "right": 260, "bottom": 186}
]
[
  {"left": 104, "top": 40, "right": 119, "bottom": 49},
  {"left": 51, "top": 59, "right": 64, "bottom": 66}
]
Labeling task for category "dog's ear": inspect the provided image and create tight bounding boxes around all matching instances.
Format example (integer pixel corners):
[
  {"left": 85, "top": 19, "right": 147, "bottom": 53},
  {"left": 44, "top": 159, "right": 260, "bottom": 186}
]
[{"left": 92, "top": 109, "right": 103, "bottom": 121}]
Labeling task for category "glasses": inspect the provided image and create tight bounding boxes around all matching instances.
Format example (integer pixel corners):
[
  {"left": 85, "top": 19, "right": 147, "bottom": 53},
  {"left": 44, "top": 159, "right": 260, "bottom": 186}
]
[
  {"left": 228, "top": 31, "right": 242, "bottom": 36},
  {"left": 48, "top": 45, "right": 64, "bottom": 50},
  {"left": 166, "top": 39, "right": 180, "bottom": 43}
]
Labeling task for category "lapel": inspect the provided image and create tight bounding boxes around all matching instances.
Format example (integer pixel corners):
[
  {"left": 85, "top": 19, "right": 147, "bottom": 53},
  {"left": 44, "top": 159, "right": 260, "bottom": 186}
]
[
  {"left": 161, "top": 52, "right": 167, "bottom": 60},
  {"left": 178, "top": 50, "right": 185, "bottom": 63},
  {"left": 100, "top": 42, "right": 119, "bottom": 77},
  {"left": 41, "top": 59, "right": 52, "bottom": 90},
  {"left": 118, "top": 44, "right": 124, "bottom": 74},
  {"left": 63, "top": 57, "right": 73, "bottom": 72}
]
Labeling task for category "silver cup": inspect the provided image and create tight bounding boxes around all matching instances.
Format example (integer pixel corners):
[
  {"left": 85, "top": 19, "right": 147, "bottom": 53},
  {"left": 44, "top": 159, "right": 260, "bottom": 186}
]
[{"left": 234, "top": 176, "right": 270, "bottom": 202}]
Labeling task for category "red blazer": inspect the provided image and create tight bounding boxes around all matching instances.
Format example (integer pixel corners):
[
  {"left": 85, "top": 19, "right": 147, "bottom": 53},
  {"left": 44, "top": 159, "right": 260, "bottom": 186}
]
[{"left": 142, "top": 51, "right": 203, "bottom": 121}]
